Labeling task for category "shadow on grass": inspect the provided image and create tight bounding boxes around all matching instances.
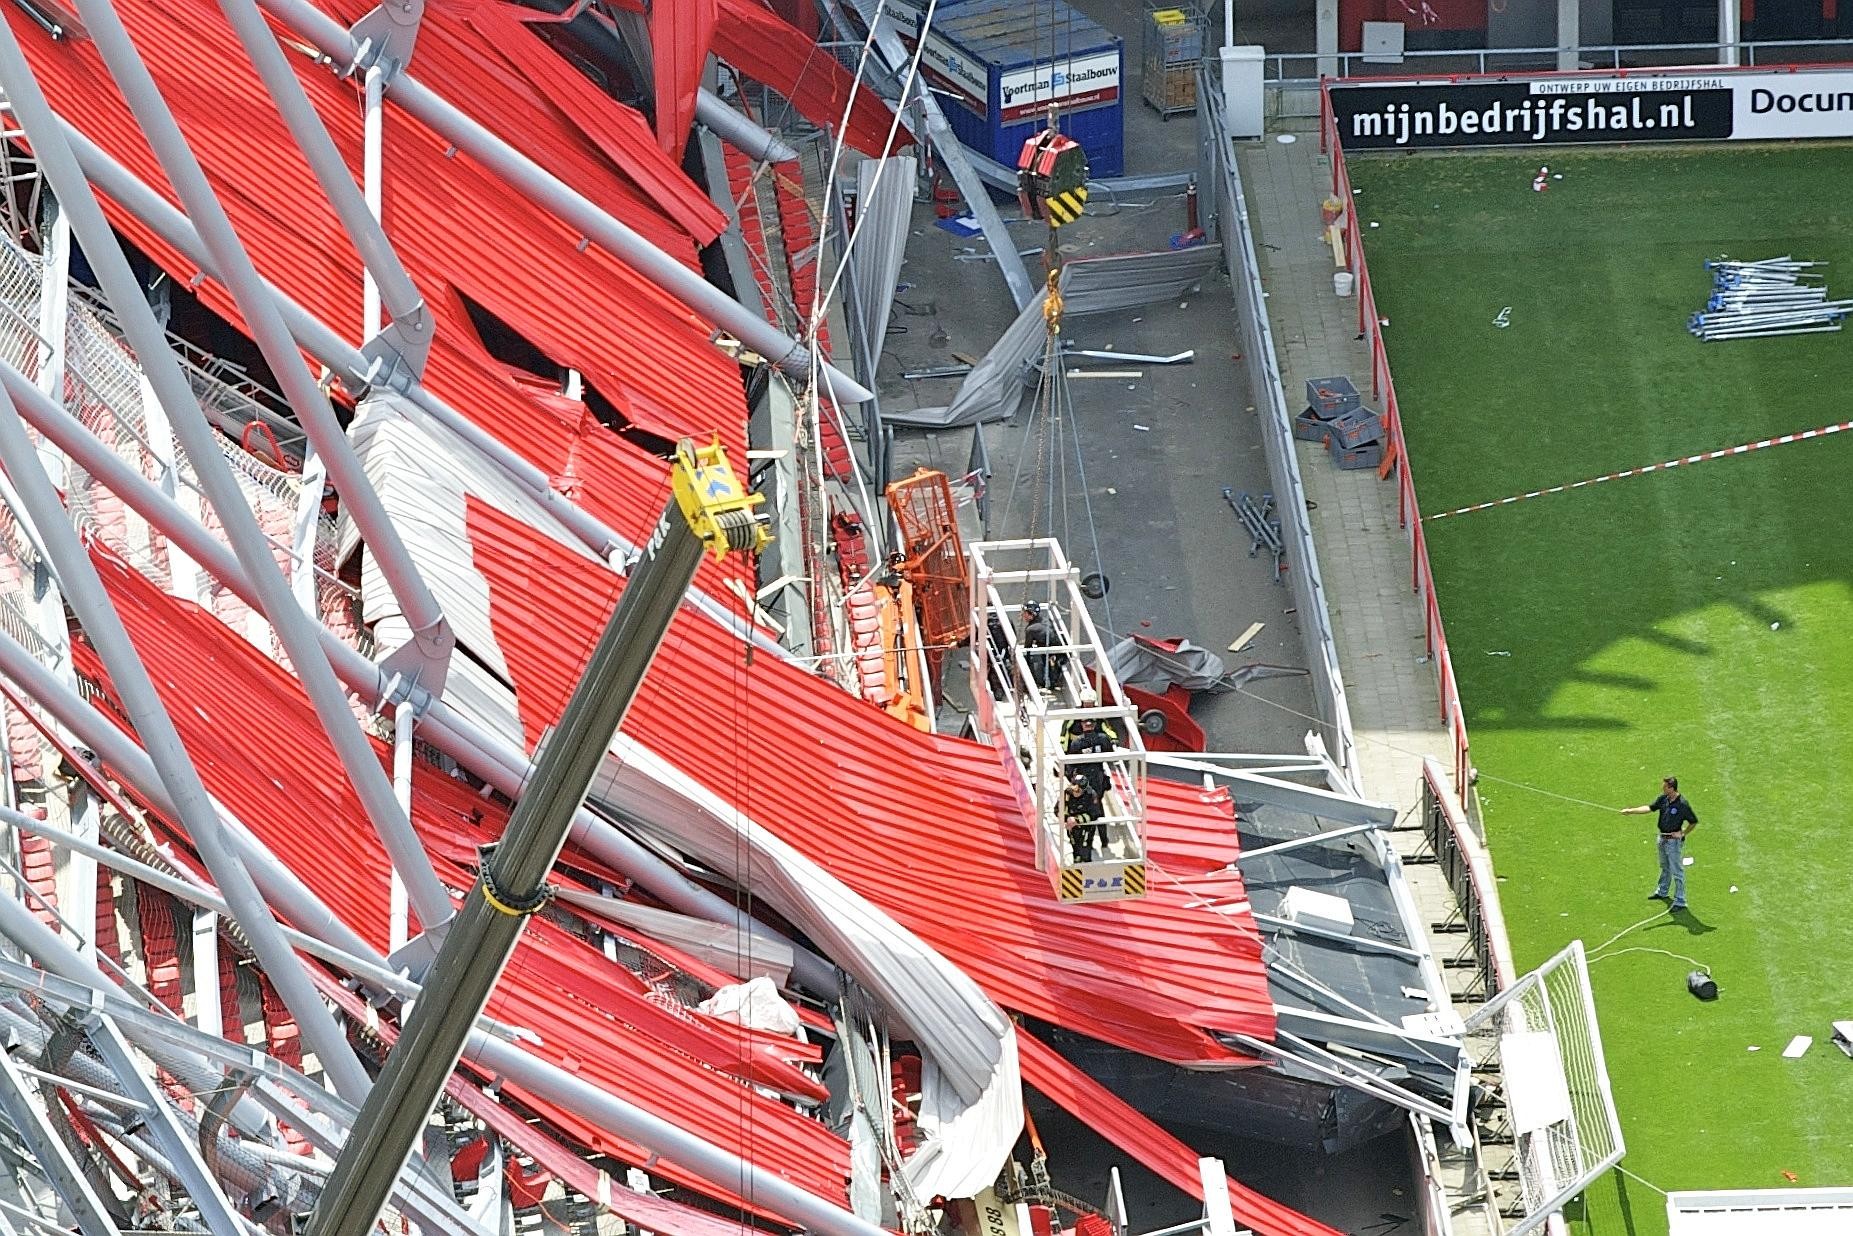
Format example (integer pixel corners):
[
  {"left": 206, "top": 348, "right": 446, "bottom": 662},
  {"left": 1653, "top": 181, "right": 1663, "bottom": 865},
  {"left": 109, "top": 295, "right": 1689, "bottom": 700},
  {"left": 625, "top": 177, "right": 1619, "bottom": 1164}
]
[{"left": 1653, "top": 907, "right": 1716, "bottom": 936}]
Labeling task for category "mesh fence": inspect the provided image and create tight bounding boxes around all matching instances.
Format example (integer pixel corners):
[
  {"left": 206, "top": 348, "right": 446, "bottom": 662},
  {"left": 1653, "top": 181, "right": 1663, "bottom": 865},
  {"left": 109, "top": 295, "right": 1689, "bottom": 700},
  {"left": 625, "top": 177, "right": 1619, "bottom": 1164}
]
[
  {"left": 0, "top": 233, "right": 364, "bottom": 646},
  {"left": 1465, "top": 940, "right": 1625, "bottom": 1235}
]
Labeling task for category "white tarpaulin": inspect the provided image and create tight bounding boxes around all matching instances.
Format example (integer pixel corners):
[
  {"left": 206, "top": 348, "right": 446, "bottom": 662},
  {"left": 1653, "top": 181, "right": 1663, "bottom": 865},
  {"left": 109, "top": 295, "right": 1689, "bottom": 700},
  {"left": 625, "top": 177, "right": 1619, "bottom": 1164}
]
[{"left": 852, "top": 153, "right": 917, "bottom": 376}]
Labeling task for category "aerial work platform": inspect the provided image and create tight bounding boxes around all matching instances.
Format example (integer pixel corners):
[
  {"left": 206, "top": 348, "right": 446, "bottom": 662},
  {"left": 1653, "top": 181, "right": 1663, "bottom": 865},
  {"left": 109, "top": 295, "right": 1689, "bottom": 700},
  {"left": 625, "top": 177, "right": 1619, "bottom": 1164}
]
[{"left": 967, "top": 538, "right": 1147, "bottom": 902}]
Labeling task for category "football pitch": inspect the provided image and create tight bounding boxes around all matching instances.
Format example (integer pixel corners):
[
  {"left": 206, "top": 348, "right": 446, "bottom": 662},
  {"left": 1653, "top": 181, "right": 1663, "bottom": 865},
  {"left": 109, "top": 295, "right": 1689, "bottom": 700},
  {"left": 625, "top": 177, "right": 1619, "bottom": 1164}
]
[{"left": 1349, "top": 145, "right": 1853, "bottom": 1233}]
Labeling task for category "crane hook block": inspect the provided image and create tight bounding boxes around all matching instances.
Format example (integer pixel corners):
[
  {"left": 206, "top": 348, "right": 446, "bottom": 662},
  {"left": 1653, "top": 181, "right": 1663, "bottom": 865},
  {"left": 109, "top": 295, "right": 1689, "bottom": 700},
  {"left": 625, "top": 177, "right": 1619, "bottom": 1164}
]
[
  {"left": 672, "top": 436, "right": 771, "bottom": 560},
  {"left": 1016, "top": 130, "right": 1089, "bottom": 227}
]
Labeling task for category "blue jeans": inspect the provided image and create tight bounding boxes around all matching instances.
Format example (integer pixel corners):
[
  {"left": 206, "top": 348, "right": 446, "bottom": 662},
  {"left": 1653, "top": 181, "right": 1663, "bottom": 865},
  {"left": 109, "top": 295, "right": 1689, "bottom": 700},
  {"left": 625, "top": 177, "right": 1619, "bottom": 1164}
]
[{"left": 1654, "top": 834, "right": 1686, "bottom": 907}]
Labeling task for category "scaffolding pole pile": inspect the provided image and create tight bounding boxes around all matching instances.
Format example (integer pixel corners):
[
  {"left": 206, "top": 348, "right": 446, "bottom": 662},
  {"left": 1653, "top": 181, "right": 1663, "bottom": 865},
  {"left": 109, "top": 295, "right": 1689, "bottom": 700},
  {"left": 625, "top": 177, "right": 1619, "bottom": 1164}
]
[{"left": 1690, "top": 257, "right": 1850, "bottom": 341}]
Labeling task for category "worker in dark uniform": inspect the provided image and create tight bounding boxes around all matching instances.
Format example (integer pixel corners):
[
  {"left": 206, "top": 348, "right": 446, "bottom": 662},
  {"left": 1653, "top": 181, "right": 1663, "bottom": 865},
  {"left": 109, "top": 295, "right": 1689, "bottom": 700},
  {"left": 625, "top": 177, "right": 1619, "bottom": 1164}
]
[
  {"left": 1065, "top": 715, "right": 1116, "bottom": 797},
  {"left": 1020, "top": 601, "right": 1056, "bottom": 690},
  {"left": 1063, "top": 772, "right": 1106, "bottom": 863},
  {"left": 985, "top": 612, "right": 1013, "bottom": 699},
  {"left": 1620, "top": 776, "right": 1699, "bottom": 911}
]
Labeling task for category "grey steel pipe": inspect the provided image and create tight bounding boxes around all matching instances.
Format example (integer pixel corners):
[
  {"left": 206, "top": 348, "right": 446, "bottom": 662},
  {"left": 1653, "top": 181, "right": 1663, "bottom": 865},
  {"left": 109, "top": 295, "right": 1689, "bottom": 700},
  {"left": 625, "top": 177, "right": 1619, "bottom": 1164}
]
[
  {"left": 0, "top": 966, "right": 488, "bottom": 1236},
  {"left": 694, "top": 90, "right": 802, "bottom": 163},
  {"left": 49, "top": 119, "right": 789, "bottom": 660},
  {"left": 214, "top": 0, "right": 427, "bottom": 335},
  {"left": 0, "top": 322, "right": 368, "bottom": 1113},
  {"left": 252, "top": 0, "right": 872, "bottom": 403},
  {"left": 0, "top": 617, "right": 384, "bottom": 975},
  {"left": 62, "top": 0, "right": 456, "bottom": 933},
  {"left": 0, "top": 806, "right": 415, "bottom": 1001},
  {"left": 0, "top": 907, "right": 275, "bottom": 1141},
  {"left": 0, "top": 359, "right": 831, "bottom": 989}
]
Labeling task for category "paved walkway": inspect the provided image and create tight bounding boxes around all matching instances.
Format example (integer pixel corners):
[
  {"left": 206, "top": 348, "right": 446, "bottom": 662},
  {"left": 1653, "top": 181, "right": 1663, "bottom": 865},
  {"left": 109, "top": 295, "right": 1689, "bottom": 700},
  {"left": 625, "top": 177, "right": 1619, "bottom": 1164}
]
[
  {"left": 1238, "top": 122, "right": 1506, "bottom": 1236},
  {"left": 1237, "top": 125, "right": 1446, "bottom": 810}
]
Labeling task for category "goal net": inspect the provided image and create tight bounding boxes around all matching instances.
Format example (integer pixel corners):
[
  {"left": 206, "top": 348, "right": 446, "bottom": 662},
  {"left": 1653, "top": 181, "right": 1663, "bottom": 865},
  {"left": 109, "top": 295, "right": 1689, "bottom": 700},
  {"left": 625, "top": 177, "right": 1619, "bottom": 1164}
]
[{"left": 1464, "top": 940, "right": 1625, "bottom": 1235}]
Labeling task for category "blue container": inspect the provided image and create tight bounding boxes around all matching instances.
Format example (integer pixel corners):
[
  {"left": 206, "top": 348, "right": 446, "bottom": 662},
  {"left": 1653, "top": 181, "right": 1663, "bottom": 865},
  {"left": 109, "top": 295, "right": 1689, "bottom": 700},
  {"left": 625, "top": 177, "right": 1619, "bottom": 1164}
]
[{"left": 914, "top": 0, "right": 1125, "bottom": 179}]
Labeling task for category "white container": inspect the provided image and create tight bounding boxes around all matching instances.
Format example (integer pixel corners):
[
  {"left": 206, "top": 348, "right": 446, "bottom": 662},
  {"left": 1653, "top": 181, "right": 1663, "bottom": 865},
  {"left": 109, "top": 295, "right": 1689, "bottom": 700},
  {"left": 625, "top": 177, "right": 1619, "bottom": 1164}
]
[
  {"left": 1281, "top": 885, "right": 1354, "bottom": 935},
  {"left": 1218, "top": 44, "right": 1264, "bottom": 139},
  {"left": 1333, "top": 270, "right": 1355, "bottom": 298}
]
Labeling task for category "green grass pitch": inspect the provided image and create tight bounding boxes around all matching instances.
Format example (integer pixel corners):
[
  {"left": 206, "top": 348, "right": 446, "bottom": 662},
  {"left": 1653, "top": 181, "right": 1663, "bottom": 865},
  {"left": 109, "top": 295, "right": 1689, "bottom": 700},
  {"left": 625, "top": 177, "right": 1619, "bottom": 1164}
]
[{"left": 1350, "top": 145, "right": 1853, "bottom": 1232}]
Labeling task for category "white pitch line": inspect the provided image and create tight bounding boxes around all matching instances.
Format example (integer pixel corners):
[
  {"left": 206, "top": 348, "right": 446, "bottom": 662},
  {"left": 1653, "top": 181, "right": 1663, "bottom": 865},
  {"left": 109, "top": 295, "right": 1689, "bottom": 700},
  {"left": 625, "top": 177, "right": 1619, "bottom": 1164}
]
[{"left": 1426, "top": 420, "right": 1853, "bottom": 521}]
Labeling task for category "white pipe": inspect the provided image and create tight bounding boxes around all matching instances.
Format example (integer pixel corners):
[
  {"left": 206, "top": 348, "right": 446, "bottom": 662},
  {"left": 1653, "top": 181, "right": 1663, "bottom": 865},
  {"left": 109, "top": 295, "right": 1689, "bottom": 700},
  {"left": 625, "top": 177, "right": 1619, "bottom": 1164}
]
[
  {"left": 363, "top": 64, "right": 384, "bottom": 340},
  {"left": 390, "top": 699, "right": 412, "bottom": 951}
]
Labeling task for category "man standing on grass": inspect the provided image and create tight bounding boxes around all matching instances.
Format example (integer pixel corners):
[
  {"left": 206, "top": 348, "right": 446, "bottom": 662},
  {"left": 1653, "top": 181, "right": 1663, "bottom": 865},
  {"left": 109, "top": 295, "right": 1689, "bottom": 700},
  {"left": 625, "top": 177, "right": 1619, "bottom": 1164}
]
[{"left": 1620, "top": 776, "right": 1698, "bottom": 911}]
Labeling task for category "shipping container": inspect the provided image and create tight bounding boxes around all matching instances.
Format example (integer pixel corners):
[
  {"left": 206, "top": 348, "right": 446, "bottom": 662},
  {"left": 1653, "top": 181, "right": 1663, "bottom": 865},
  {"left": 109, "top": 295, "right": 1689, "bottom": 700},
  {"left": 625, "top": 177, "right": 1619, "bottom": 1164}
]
[{"left": 910, "top": 0, "right": 1125, "bottom": 179}]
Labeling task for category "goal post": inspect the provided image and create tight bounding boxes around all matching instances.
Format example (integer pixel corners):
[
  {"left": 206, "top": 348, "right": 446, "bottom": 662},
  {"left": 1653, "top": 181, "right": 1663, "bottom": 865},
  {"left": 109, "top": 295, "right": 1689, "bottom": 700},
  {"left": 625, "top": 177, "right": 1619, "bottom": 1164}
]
[{"left": 1464, "top": 940, "right": 1625, "bottom": 1236}]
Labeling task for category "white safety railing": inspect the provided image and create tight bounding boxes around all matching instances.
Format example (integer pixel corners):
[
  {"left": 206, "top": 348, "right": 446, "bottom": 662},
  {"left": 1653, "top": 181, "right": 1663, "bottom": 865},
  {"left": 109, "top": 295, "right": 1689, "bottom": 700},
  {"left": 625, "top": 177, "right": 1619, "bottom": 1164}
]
[{"left": 968, "top": 536, "right": 1148, "bottom": 903}]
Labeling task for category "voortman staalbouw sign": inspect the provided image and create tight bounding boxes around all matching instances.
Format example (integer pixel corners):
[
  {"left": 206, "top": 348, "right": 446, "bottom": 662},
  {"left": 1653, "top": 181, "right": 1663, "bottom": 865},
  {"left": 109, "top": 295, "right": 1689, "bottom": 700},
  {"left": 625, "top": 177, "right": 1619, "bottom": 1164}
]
[{"left": 1331, "top": 70, "right": 1853, "bottom": 150}]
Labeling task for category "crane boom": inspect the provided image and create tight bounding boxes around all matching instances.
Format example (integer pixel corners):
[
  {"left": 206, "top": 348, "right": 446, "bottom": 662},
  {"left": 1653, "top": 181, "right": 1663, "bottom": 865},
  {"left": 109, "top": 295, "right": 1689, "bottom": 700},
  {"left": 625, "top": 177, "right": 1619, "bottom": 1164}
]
[{"left": 304, "top": 437, "right": 766, "bottom": 1236}]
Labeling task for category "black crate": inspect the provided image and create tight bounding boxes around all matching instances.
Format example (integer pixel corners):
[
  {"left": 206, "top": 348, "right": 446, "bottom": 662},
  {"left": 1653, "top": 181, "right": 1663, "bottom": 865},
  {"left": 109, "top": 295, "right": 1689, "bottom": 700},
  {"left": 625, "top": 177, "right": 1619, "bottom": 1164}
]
[{"left": 1305, "top": 375, "right": 1360, "bottom": 416}]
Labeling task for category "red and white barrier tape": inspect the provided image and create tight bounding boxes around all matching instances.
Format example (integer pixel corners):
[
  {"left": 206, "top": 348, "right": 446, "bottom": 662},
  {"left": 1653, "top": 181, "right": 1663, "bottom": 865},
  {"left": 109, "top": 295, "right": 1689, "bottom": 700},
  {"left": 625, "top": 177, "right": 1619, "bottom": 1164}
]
[{"left": 1425, "top": 419, "right": 1853, "bottom": 522}]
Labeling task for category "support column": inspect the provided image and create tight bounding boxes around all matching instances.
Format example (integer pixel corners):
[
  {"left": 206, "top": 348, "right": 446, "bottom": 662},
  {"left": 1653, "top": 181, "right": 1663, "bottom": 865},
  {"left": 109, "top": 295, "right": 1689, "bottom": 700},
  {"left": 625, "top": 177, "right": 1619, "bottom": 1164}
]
[
  {"left": 30, "top": 200, "right": 97, "bottom": 966},
  {"left": 1720, "top": 0, "right": 1741, "bottom": 65},
  {"left": 191, "top": 910, "right": 220, "bottom": 1033},
  {"left": 389, "top": 700, "right": 412, "bottom": 952},
  {"left": 1316, "top": 0, "right": 1339, "bottom": 79},
  {"left": 1557, "top": 0, "right": 1580, "bottom": 70}
]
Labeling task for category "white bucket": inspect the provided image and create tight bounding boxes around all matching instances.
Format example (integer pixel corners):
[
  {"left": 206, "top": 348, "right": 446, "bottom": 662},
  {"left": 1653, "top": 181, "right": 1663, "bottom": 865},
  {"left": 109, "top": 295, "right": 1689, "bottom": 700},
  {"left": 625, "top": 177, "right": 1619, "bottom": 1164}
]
[{"left": 1333, "top": 270, "right": 1355, "bottom": 298}]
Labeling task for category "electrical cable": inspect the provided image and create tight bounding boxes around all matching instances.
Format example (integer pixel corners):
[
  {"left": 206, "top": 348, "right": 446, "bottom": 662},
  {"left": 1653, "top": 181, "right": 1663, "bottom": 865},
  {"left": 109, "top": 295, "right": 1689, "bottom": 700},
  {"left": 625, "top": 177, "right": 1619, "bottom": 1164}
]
[{"left": 1227, "top": 680, "right": 1623, "bottom": 813}]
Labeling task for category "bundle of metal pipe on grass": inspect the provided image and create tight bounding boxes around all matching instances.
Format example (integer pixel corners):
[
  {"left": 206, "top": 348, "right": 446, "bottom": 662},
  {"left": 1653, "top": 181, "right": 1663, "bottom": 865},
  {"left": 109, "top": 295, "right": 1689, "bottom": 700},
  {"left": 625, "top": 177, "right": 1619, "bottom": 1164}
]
[{"left": 1691, "top": 257, "right": 1851, "bottom": 340}]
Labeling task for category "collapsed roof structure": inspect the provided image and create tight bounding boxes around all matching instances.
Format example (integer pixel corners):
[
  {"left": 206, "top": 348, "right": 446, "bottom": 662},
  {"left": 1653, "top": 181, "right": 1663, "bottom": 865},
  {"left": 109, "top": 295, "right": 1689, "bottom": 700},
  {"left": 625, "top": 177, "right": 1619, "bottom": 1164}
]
[{"left": 0, "top": 2, "right": 1431, "bottom": 1234}]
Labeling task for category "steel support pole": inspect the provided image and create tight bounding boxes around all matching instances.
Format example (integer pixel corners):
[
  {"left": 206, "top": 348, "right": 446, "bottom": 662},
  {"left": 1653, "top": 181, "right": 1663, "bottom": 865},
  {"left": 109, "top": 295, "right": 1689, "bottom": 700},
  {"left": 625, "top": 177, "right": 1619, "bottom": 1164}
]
[
  {"left": 389, "top": 700, "right": 412, "bottom": 951},
  {"left": 0, "top": 21, "right": 455, "bottom": 940},
  {"left": 83, "top": 1019, "right": 246, "bottom": 1236},
  {"left": 307, "top": 479, "right": 725, "bottom": 1236},
  {"left": 0, "top": 1047, "right": 122, "bottom": 1236},
  {"left": 67, "top": 0, "right": 454, "bottom": 705},
  {"left": 251, "top": 0, "right": 873, "bottom": 403},
  {"left": 0, "top": 368, "right": 371, "bottom": 1111},
  {"left": 0, "top": 629, "right": 387, "bottom": 979},
  {"left": 215, "top": 0, "right": 426, "bottom": 347},
  {"left": 693, "top": 89, "right": 800, "bottom": 163},
  {"left": 0, "top": 361, "right": 831, "bottom": 987},
  {"left": 1720, "top": 0, "right": 1741, "bottom": 66},
  {"left": 47, "top": 122, "right": 789, "bottom": 659},
  {"left": 363, "top": 65, "right": 385, "bottom": 339},
  {"left": 0, "top": 890, "right": 279, "bottom": 1143},
  {"left": 0, "top": 805, "right": 420, "bottom": 1004},
  {"left": 1556, "top": 0, "right": 1580, "bottom": 70}
]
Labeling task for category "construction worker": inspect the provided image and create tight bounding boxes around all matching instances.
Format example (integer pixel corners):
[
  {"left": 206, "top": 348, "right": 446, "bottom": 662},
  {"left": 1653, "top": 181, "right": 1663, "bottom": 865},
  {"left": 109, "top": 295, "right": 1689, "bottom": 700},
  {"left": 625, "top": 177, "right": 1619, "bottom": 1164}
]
[
  {"left": 1063, "top": 772, "right": 1106, "bottom": 863},
  {"left": 984, "top": 612, "right": 1014, "bottom": 700},
  {"left": 1020, "top": 601, "right": 1056, "bottom": 690},
  {"left": 1066, "top": 718, "right": 1116, "bottom": 796}
]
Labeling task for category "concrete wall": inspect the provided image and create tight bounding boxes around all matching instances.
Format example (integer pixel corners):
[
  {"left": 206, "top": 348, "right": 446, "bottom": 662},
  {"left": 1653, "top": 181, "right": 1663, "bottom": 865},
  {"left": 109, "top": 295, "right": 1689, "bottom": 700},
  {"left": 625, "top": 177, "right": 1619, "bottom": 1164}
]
[{"left": 1487, "top": 0, "right": 1613, "bottom": 51}]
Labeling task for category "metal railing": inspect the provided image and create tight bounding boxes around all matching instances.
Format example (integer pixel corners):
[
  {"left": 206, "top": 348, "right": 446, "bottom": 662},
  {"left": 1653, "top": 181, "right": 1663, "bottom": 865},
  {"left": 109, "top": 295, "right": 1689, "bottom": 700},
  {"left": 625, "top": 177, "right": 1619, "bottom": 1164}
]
[
  {"left": 1198, "top": 67, "right": 1360, "bottom": 785},
  {"left": 1420, "top": 757, "right": 1515, "bottom": 1002},
  {"left": 1313, "top": 87, "right": 1474, "bottom": 804},
  {"left": 1262, "top": 36, "right": 1853, "bottom": 85}
]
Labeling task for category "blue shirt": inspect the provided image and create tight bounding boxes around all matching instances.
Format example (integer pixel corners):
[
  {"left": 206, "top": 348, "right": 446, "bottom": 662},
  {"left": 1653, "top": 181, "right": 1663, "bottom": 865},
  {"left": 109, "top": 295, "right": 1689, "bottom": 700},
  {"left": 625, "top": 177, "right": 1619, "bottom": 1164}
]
[{"left": 1651, "top": 793, "right": 1697, "bottom": 836}]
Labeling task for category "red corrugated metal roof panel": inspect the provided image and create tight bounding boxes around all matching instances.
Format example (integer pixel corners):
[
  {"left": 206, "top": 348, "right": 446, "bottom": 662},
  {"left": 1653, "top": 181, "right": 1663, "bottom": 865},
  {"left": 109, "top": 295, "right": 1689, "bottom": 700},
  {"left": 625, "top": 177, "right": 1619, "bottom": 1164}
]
[
  {"left": 72, "top": 548, "right": 851, "bottom": 1212},
  {"left": 471, "top": 0, "right": 727, "bottom": 243},
  {"left": 712, "top": 0, "right": 908, "bottom": 160},
  {"left": 467, "top": 499, "right": 1278, "bottom": 1062},
  {"left": 1019, "top": 1034, "right": 1343, "bottom": 1236},
  {"left": 6, "top": 0, "right": 746, "bottom": 454},
  {"left": 648, "top": 0, "right": 716, "bottom": 157}
]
